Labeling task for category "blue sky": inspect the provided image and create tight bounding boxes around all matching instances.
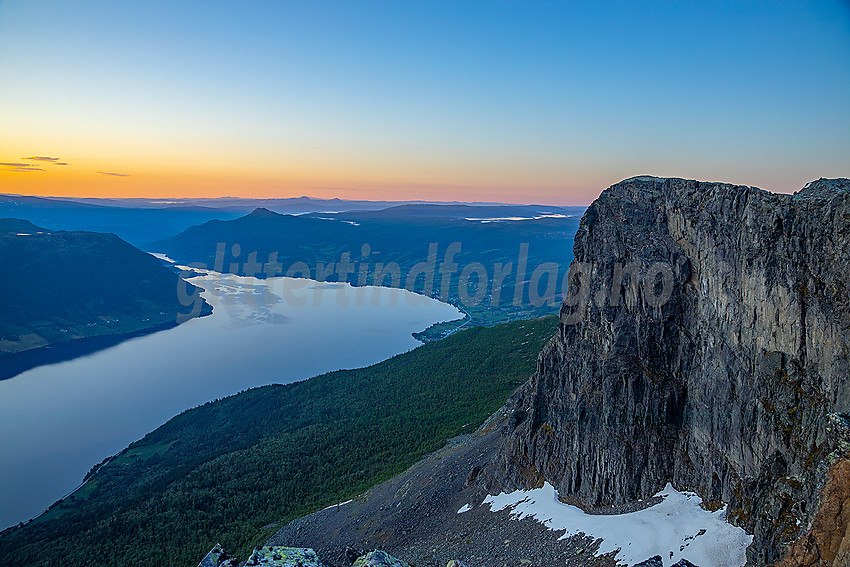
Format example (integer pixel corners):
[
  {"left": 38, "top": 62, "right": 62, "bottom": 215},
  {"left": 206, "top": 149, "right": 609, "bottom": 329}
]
[{"left": 0, "top": 0, "right": 848, "bottom": 203}]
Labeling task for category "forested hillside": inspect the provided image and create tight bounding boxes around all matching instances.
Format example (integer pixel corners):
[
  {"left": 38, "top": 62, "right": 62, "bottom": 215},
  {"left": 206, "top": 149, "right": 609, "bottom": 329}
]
[
  {"left": 0, "top": 316, "right": 557, "bottom": 567},
  {"left": 0, "top": 219, "right": 210, "bottom": 369}
]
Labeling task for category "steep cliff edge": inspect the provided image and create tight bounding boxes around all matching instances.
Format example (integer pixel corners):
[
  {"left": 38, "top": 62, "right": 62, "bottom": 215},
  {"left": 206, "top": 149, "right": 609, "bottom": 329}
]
[{"left": 483, "top": 176, "right": 850, "bottom": 565}]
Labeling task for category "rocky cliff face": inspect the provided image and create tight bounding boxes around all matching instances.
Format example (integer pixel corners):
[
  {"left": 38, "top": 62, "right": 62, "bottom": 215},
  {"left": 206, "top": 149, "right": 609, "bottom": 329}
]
[{"left": 484, "top": 177, "right": 850, "bottom": 565}]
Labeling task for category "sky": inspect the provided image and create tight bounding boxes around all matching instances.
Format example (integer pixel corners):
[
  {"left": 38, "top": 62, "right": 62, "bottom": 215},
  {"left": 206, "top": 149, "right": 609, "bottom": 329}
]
[{"left": 0, "top": 1, "right": 848, "bottom": 205}]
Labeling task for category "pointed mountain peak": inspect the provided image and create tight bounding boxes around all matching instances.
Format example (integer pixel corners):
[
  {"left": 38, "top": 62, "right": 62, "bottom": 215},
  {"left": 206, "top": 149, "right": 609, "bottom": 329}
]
[{"left": 247, "top": 207, "right": 279, "bottom": 217}]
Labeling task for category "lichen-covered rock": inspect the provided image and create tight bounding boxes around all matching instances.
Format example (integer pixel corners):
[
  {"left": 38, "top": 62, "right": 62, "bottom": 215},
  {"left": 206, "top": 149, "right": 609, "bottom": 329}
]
[
  {"left": 198, "top": 544, "right": 223, "bottom": 567},
  {"left": 632, "top": 557, "right": 663, "bottom": 567},
  {"left": 446, "top": 561, "right": 468, "bottom": 567},
  {"left": 483, "top": 177, "right": 850, "bottom": 565},
  {"left": 352, "top": 550, "right": 410, "bottom": 567},
  {"left": 246, "top": 546, "right": 325, "bottom": 566},
  {"left": 345, "top": 546, "right": 365, "bottom": 561},
  {"left": 198, "top": 544, "right": 238, "bottom": 567}
]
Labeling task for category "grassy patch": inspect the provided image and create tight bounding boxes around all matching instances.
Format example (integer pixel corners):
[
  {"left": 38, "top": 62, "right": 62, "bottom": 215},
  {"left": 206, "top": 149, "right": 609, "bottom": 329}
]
[{"left": 110, "top": 440, "right": 176, "bottom": 466}]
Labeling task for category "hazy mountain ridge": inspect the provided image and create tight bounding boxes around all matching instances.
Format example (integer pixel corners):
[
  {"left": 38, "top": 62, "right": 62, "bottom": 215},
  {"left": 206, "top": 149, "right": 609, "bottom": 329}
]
[
  {"left": 308, "top": 203, "right": 585, "bottom": 220},
  {"left": 0, "top": 194, "right": 582, "bottom": 248},
  {"left": 0, "top": 194, "right": 244, "bottom": 246},
  {"left": 33, "top": 195, "right": 579, "bottom": 214}
]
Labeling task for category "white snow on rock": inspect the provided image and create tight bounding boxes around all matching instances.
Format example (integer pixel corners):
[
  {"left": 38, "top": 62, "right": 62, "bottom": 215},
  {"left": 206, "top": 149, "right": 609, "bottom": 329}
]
[
  {"left": 457, "top": 503, "right": 472, "bottom": 514},
  {"left": 483, "top": 482, "right": 752, "bottom": 567},
  {"left": 321, "top": 499, "right": 353, "bottom": 511},
  {"left": 464, "top": 214, "right": 573, "bottom": 222}
]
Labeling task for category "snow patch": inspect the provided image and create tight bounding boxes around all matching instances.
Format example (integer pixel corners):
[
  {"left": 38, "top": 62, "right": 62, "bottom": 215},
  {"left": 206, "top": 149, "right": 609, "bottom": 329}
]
[
  {"left": 321, "top": 499, "right": 353, "bottom": 511},
  {"left": 149, "top": 252, "right": 176, "bottom": 263},
  {"left": 315, "top": 217, "right": 360, "bottom": 226},
  {"left": 483, "top": 482, "right": 751, "bottom": 566},
  {"left": 464, "top": 214, "right": 573, "bottom": 223},
  {"left": 457, "top": 503, "right": 472, "bottom": 514}
]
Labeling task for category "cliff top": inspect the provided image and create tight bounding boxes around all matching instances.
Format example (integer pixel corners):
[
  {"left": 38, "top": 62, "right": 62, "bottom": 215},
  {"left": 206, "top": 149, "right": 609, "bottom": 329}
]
[
  {"left": 794, "top": 177, "right": 850, "bottom": 200},
  {"left": 615, "top": 175, "right": 849, "bottom": 202}
]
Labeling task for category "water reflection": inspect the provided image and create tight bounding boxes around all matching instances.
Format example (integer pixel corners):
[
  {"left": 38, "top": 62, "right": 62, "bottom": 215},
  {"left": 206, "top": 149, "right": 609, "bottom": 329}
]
[{"left": 0, "top": 272, "right": 461, "bottom": 529}]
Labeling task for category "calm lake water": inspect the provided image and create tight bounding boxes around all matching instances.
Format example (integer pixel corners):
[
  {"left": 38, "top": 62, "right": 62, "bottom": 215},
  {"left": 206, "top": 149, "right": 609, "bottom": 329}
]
[{"left": 0, "top": 270, "right": 462, "bottom": 529}]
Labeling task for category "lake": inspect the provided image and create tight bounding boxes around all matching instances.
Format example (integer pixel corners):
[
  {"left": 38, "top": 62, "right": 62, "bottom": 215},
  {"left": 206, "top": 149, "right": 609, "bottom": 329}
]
[{"left": 0, "top": 270, "right": 462, "bottom": 530}]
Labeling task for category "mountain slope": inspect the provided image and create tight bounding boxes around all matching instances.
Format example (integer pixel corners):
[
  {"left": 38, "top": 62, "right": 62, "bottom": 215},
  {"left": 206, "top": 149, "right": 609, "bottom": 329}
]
[
  {"left": 0, "top": 317, "right": 556, "bottom": 567},
  {"left": 0, "top": 219, "right": 211, "bottom": 374}
]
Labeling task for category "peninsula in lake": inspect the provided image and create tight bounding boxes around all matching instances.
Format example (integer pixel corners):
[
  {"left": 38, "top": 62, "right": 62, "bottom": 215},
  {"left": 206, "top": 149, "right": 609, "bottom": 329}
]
[{"left": 0, "top": 218, "right": 210, "bottom": 379}]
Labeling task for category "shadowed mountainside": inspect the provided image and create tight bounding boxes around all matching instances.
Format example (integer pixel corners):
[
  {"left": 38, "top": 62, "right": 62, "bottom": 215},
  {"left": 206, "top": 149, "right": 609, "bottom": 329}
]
[
  {"left": 484, "top": 176, "right": 850, "bottom": 565},
  {"left": 0, "top": 218, "right": 210, "bottom": 376}
]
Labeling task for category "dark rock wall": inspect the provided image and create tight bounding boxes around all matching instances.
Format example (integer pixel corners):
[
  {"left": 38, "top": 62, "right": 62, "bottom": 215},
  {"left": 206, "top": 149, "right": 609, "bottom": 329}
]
[{"left": 484, "top": 177, "right": 850, "bottom": 565}]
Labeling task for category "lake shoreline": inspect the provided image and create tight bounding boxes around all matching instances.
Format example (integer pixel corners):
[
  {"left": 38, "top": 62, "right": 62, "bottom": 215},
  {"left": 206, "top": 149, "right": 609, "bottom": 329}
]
[
  {"left": 0, "top": 318, "right": 195, "bottom": 382},
  {"left": 0, "top": 271, "right": 463, "bottom": 530}
]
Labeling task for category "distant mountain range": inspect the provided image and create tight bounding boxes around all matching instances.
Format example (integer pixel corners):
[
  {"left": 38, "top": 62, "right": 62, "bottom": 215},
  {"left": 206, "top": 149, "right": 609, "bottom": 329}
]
[
  {"left": 31, "top": 194, "right": 580, "bottom": 213},
  {"left": 307, "top": 203, "right": 584, "bottom": 220},
  {"left": 0, "top": 192, "right": 584, "bottom": 247},
  {"left": 0, "top": 194, "right": 244, "bottom": 247}
]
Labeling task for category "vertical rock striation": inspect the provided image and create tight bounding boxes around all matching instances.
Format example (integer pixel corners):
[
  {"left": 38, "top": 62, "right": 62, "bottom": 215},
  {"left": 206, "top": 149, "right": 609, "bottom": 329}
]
[{"left": 483, "top": 177, "right": 850, "bottom": 565}]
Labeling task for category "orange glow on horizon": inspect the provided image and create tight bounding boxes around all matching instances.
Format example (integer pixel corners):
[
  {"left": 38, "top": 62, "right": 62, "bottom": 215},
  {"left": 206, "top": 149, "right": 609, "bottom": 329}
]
[
  {"left": 0, "top": 155, "right": 605, "bottom": 205},
  {"left": 0, "top": 158, "right": 819, "bottom": 206},
  {"left": 0, "top": 137, "right": 823, "bottom": 206}
]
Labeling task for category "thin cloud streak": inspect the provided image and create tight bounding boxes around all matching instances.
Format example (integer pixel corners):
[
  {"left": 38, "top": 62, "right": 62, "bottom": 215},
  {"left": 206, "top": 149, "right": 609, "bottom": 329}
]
[
  {"left": 97, "top": 171, "right": 129, "bottom": 177},
  {"left": 1, "top": 162, "right": 44, "bottom": 172},
  {"left": 23, "top": 156, "right": 62, "bottom": 162}
]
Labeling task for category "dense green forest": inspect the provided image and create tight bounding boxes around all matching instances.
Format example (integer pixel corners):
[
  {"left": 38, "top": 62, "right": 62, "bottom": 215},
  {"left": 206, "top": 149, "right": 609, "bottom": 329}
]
[{"left": 0, "top": 316, "right": 557, "bottom": 567}]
